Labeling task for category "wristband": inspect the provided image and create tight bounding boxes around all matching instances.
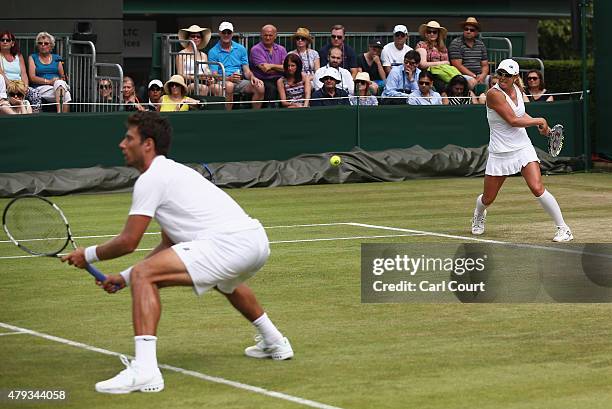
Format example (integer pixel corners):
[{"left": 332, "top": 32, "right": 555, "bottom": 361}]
[
  {"left": 84, "top": 245, "right": 100, "bottom": 264},
  {"left": 119, "top": 266, "right": 133, "bottom": 286}
]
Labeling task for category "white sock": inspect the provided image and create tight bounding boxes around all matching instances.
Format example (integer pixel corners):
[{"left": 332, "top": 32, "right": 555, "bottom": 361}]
[
  {"left": 134, "top": 335, "right": 158, "bottom": 371},
  {"left": 252, "top": 313, "right": 283, "bottom": 345},
  {"left": 536, "top": 190, "right": 567, "bottom": 227},
  {"left": 475, "top": 194, "right": 488, "bottom": 215}
]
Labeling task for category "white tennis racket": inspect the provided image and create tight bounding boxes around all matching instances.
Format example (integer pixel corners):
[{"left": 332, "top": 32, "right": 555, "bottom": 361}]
[{"left": 547, "top": 124, "right": 564, "bottom": 157}]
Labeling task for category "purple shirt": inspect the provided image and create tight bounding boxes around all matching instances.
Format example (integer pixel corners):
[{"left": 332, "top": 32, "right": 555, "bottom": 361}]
[{"left": 249, "top": 42, "right": 287, "bottom": 80}]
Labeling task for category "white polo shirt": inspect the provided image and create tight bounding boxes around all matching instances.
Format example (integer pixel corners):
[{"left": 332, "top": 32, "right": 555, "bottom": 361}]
[
  {"left": 130, "top": 156, "right": 259, "bottom": 244},
  {"left": 381, "top": 42, "right": 413, "bottom": 68}
]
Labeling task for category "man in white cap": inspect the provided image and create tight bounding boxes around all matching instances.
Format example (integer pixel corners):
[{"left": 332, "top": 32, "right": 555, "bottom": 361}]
[
  {"left": 207, "top": 21, "right": 265, "bottom": 110},
  {"left": 145, "top": 79, "right": 163, "bottom": 111},
  {"left": 381, "top": 24, "right": 413, "bottom": 75},
  {"left": 310, "top": 67, "right": 350, "bottom": 107}
]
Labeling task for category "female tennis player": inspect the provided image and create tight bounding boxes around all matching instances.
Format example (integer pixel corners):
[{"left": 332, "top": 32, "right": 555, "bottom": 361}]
[{"left": 471, "top": 59, "right": 573, "bottom": 242}]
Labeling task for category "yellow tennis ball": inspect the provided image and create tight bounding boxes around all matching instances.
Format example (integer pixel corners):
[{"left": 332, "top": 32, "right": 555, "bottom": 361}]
[{"left": 330, "top": 155, "right": 341, "bottom": 167}]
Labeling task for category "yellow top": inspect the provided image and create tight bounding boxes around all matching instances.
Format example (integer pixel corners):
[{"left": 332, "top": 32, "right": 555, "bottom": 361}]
[{"left": 159, "top": 94, "right": 190, "bottom": 112}]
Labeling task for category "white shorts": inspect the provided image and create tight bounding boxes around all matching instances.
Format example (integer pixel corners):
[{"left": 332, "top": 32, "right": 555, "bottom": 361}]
[
  {"left": 172, "top": 224, "right": 270, "bottom": 296},
  {"left": 485, "top": 145, "right": 540, "bottom": 176},
  {"left": 37, "top": 80, "right": 72, "bottom": 103}
]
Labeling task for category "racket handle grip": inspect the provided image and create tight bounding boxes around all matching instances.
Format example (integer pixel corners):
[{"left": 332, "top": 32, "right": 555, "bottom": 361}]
[{"left": 84, "top": 263, "right": 122, "bottom": 291}]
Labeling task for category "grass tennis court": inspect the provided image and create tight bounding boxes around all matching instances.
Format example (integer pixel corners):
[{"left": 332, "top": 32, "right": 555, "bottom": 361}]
[{"left": 1, "top": 173, "right": 611, "bottom": 409}]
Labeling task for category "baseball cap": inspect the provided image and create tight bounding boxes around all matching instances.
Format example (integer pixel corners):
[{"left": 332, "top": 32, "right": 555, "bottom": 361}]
[
  {"left": 369, "top": 38, "right": 384, "bottom": 48},
  {"left": 319, "top": 67, "right": 341, "bottom": 83},
  {"left": 148, "top": 79, "right": 163, "bottom": 89},
  {"left": 393, "top": 25, "right": 408, "bottom": 34},
  {"left": 219, "top": 21, "right": 234, "bottom": 32},
  {"left": 496, "top": 59, "right": 519, "bottom": 75}
]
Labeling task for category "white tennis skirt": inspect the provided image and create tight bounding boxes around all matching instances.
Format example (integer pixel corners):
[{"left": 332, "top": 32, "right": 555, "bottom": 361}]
[{"left": 485, "top": 145, "right": 540, "bottom": 176}]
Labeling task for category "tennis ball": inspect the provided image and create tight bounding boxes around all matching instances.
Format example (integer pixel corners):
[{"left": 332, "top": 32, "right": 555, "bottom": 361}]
[{"left": 330, "top": 155, "right": 342, "bottom": 167}]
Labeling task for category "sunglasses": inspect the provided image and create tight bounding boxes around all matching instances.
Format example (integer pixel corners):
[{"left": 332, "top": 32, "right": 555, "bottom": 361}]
[
  {"left": 331, "top": 35, "right": 343, "bottom": 40},
  {"left": 295, "top": 36, "right": 308, "bottom": 41},
  {"left": 189, "top": 34, "right": 202, "bottom": 39},
  {"left": 496, "top": 70, "right": 514, "bottom": 78},
  {"left": 464, "top": 27, "right": 477, "bottom": 32},
  {"left": 9, "top": 92, "right": 24, "bottom": 98},
  {"left": 0, "top": 38, "right": 12, "bottom": 43},
  {"left": 221, "top": 30, "right": 232, "bottom": 35},
  {"left": 426, "top": 29, "right": 438, "bottom": 34},
  {"left": 527, "top": 77, "right": 539, "bottom": 81},
  {"left": 149, "top": 86, "right": 162, "bottom": 91},
  {"left": 394, "top": 32, "right": 407, "bottom": 37},
  {"left": 99, "top": 84, "right": 111, "bottom": 90},
  {"left": 322, "top": 77, "right": 336, "bottom": 81},
  {"left": 418, "top": 81, "right": 432, "bottom": 86},
  {"left": 37, "top": 41, "right": 51, "bottom": 46}
]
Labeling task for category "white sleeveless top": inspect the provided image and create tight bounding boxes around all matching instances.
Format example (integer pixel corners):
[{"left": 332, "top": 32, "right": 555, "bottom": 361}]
[
  {"left": 486, "top": 83, "right": 532, "bottom": 153},
  {"left": 1, "top": 55, "right": 22, "bottom": 80},
  {"left": 179, "top": 50, "right": 210, "bottom": 76}
]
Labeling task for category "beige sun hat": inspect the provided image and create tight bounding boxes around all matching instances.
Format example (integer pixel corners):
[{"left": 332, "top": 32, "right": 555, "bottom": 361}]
[
  {"left": 418, "top": 21, "right": 448, "bottom": 40},
  {"left": 354, "top": 72, "right": 372, "bottom": 84},
  {"left": 460, "top": 17, "right": 481, "bottom": 31},
  {"left": 178, "top": 25, "right": 212, "bottom": 50},
  {"left": 164, "top": 75, "right": 188, "bottom": 95},
  {"left": 292, "top": 27, "right": 313, "bottom": 43}
]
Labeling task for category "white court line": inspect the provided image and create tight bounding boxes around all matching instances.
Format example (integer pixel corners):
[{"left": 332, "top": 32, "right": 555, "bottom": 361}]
[
  {"left": 0, "top": 322, "right": 344, "bottom": 409},
  {"left": 0, "top": 331, "right": 27, "bottom": 336}
]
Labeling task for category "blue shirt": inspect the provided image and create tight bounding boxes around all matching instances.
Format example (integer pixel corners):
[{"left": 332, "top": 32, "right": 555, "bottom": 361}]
[
  {"left": 207, "top": 41, "right": 249, "bottom": 76},
  {"left": 381, "top": 65, "right": 420, "bottom": 98},
  {"left": 408, "top": 89, "right": 443, "bottom": 105},
  {"left": 31, "top": 53, "right": 62, "bottom": 81}
]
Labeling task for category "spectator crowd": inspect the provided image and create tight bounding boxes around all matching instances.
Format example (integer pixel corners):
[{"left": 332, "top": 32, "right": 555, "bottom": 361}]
[{"left": 0, "top": 18, "right": 557, "bottom": 115}]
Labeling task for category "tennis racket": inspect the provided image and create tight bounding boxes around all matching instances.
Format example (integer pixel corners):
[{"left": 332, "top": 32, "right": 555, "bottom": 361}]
[
  {"left": 547, "top": 124, "right": 564, "bottom": 157},
  {"left": 2, "top": 194, "right": 107, "bottom": 282}
]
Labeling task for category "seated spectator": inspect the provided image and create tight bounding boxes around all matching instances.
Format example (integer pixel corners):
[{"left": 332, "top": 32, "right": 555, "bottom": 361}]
[
  {"left": 477, "top": 74, "right": 498, "bottom": 104},
  {"left": 98, "top": 79, "right": 114, "bottom": 103},
  {"left": 525, "top": 69, "right": 553, "bottom": 103},
  {"left": 176, "top": 25, "right": 220, "bottom": 96},
  {"left": 0, "top": 75, "right": 11, "bottom": 114},
  {"left": 250, "top": 24, "right": 287, "bottom": 107},
  {"left": 350, "top": 72, "right": 378, "bottom": 106},
  {"left": 145, "top": 79, "right": 163, "bottom": 111},
  {"left": 442, "top": 75, "right": 477, "bottom": 105},
  {"left": 310, "top": 68, "right": 349, "bottom": 107},
  {"left": 1, "top": 30, "right": 41, "bottom": 111},
  {"left": 313, "top": 46, "right": 354, "bottom": 95},
  {"left": 357, "top": 39, "right": 386, "bottom": 95},
  {"left": 381, "top": 25, "right": 413, "bottom": 75},
  {"left": 27, "top": 32, "right": 71, "bottom": 113},
  {"left": 159, "top": 75, "right": 199, "bottom": 112},
  {"left": 318, "top": 25, "right": 359, "bottom": 77},
  {"left": 207, "top": 21, "right": 265, "bottom": 110},
  {"left": 277, "top": 54, "right": 310, "bottom": 108},
  {"left": 0, "top": 79, "right": 32, "bottom": 114},
  {"left": 416, "top": 21, "right": 461, "bottom": 91},
  {"left": 122, "top": 76, "right": 145, "bottom": 111},
  {"left": 449, "top": 17, "right": 489, "bottom": 91},
  {"left": 381, "top": 50, "right": 421, "bottom": 104},
  {"left": 289, "top": 28, "right": 319, "bottom": 82},
  {"left": 408, "top": 71, "right": 442, "bottom": 105}
]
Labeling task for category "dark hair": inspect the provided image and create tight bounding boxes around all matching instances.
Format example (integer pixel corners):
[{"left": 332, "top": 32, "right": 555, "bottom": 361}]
[
  {"left": 418, "top": 71, "right": 434, "bottom": 82},
  {"left": 446, "top": 75, "right": 469, "bottom": 96},
  {"left": 283, "top": 53, "right": 303, "bottom": 83},
  {"left": 330, "top": 24, "right": 345, "bottom": 34},
  {"left": 0, "top": 31, "right": 20, "bottom": 57},
  {"left": 526, "top": 69, "right": 545, "bottom": 91},
  {"left": 403, "top": 50, "right": 421, "bottom": 64},
  {"left": 126, "top": 112, "right": 172, "bottom": 156}
]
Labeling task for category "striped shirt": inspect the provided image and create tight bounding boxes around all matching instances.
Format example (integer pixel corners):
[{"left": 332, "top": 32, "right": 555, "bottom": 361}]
[{"left": 448, "top": 37, "right": 488, "bottom": 75}]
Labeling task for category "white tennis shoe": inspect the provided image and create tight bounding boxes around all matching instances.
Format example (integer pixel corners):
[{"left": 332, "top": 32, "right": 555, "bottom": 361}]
[
  {"left": 245, "top": 335, "right": 294, "bottom": 360},
  {"left": 95, "top": 355, "right": 164, "bottom": 394},
  {"left": 553, "top": 226, "right": 574, "bottom": 242},
  {"left": 471, "top": 209, "right": 487, "bottom": 235}
]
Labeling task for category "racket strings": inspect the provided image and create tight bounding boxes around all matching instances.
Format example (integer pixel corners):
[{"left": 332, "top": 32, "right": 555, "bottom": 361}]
[{"left": 4, "top": 198, "right": 69, "bottom": 255}]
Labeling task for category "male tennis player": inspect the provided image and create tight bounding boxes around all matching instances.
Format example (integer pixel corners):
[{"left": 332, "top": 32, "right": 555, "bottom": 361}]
[
  {"left": 62, "top": 111, "right": 293, "bottom": 394},
  {"left": 471, "top": 59, "right": 573, "bottom": 242}
]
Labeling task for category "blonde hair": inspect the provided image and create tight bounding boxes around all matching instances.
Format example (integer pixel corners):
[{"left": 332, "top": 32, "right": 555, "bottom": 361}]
[
  {"left": 513, "top": 75, "right": 525, "bottom": 92},
  {"left": 7, "top": 79, "right": 27, "bottom": 95},
  {"left": 35, "top": 32, "right": 55, "bottom": 48}
]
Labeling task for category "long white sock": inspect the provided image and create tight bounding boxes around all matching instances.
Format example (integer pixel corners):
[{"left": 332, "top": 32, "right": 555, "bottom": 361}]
[
  {"left": 536, "top": 189, "right": 567, "bottom": 227},
  {"left": 134, "top": 335, "right": 158, "bottom": 371},
  {"left": 252, "top": 313, "right": 283, "bottom": 345},
  {"left": 475, "top": 194, "right": 488, "bottom": 215}
]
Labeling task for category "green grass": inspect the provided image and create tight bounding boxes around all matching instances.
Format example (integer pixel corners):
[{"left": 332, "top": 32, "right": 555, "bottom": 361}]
[{"left": 1, "top": 173, "right": 611, "bottom": 409}]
